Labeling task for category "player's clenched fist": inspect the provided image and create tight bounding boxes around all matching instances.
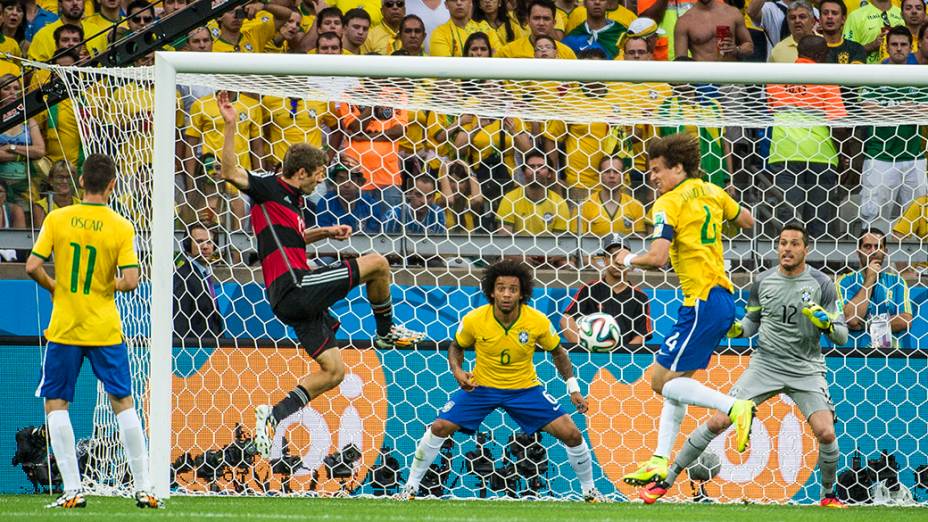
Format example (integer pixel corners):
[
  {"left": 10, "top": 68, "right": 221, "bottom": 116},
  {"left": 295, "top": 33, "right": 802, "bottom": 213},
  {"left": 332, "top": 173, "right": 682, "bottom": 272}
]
[
  {"left": 453, "top": 368, "right": 476, "bottom": 391},
  {"left": 802, "top": 304, "right": 832, "bottom": 331}
]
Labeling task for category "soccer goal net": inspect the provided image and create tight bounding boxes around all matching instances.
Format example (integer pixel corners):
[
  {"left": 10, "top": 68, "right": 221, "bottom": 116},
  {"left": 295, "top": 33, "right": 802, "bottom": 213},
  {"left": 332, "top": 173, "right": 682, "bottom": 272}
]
[{"left": 36, "top": 54, "right": 928, "bottom": 504}]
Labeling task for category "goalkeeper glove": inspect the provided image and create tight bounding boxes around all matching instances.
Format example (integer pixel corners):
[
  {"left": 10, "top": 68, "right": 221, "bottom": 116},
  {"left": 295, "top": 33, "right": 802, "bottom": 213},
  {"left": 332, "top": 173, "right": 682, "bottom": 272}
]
[
  {"left": 727, "top": 321, "right": 743, "bottom": 338},
  {"left": 802, "top": 304, "right": 832, "bottom": 331}
]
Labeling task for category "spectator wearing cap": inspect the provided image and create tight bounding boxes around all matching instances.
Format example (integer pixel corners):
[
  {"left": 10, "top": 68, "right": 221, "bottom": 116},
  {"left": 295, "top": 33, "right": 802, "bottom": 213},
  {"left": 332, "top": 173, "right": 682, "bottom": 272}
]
[
  {"left": 362, "top": 0, "right": 406, "bottom": 54},
  {"left": 561, "top": 233, "right": 652, "bottom": 349},
  {"left": 770, "top": 0, "right": 815, "bottom": 63},
  {"left": 496, "top": 0, "right": 576, "bottom": 58},
  {"left": 316, "top": 164, "right": 386, "bottom": 233},
  {"left": 619, "top": 16, "right": 666, "bottom": 60},
  {"left": 844, "top": 0, "right": 904, "bottom": 63},
  {"left": 561, "top": 0, "right": 629, "bottom": 59},
  {"left": 429, "top": 0, "right": 500, "bottom": 56},
  {"left": 575, "top": 156, "right": 647, "bottom": 235}
]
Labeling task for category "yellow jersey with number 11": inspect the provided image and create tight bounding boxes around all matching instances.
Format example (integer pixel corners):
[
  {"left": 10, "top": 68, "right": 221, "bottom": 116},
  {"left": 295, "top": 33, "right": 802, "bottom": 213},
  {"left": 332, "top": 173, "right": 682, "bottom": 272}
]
[
  {"left": 454, "top": 304, "right": 561, "bottom": 389},
  {"left": 31, "top": 203, "right": 139, "bottom": 346},
  {"left": 650, "top": 177, "right": 739, "bottom": 307}
]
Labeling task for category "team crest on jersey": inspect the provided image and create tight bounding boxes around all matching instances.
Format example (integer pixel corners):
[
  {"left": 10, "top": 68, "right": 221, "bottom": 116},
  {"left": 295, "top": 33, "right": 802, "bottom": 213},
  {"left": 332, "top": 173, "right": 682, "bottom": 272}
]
[
  {"left": 623, "top": 216, "right": 633, "bottom": 229},
  {"left": 836, "top": 52, "right": 850, "bottom": 64},
  {"left": 543, "top": 212, "right": 553, "bottom": 223},
  {"left": 211, "top": 27, "right": 220, "bottom": 38},
  {"left": 519, "top": 330, "right": 529, "bottom": 344},
  {"left": 799, "top": 287, "right": 814, "bottom": 305},
  {"left": 239, "top": 112, "right": 248, "bottom": 122},
  {"left": 308, "top": 109, "right": 317, "bottom": 118},
  {"left": 244, "top": 43, "right": 254, "bottom": 52}
]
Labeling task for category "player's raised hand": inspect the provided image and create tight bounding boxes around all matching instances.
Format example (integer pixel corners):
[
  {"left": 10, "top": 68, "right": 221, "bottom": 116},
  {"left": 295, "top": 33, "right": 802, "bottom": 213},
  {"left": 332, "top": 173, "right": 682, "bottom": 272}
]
[
  {"left": 453, "top": 368, "right": 476, "bottom": 391},
  {"left": 217, "top": 91, "right": 238, "bottom": 125},
  {"left": 570, "top": 392, "right": 588, "bottom": 414},
  {"left": 802, "top": 304, "right": 832, "bottom": 331}
]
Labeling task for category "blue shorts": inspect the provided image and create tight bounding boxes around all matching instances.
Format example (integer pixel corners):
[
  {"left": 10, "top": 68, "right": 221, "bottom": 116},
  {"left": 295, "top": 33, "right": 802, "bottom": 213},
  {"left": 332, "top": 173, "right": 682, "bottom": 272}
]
[
  {"left": 656, "top": 287, "right": 735, "bottom": 372},
  {"left": 35, "top": 342, "right": 132, "bottom": 403},
  {"left": 436, "top": 385, "right": 567, "bottom": 435}
]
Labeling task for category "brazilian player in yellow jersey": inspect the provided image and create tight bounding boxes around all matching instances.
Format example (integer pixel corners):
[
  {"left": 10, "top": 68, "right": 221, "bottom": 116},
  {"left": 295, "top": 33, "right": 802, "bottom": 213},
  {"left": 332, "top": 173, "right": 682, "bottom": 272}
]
[
  {"left": 616, "top": 134, "right": 757, "bottom": 487},
  {"left": 26, "top": 154, "right": 162, "bottom": 510},
  {"left": 401, "top": 260, "right": 603, "bottom": 501}
]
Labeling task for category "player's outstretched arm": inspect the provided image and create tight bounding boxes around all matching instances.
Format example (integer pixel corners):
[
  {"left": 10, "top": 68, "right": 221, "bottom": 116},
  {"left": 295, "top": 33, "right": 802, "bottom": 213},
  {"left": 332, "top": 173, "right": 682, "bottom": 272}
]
[
  {"left": 616, "top": 239, "right": 670, "bottom": 270},
  {"left": 217, "top": 91, "right": 250, "bottom": 192},
  {"left": 551, "top": 345, "right": 587, "bottom": 413},
  {"left": 115, "top": 267, "right": 140, "bottom": 293},
  {"left": 25, "top": 254, "right": 55, "bottom": 294},
  {"left": 303, "top": 225, "right": 352, "bottom": 244}
]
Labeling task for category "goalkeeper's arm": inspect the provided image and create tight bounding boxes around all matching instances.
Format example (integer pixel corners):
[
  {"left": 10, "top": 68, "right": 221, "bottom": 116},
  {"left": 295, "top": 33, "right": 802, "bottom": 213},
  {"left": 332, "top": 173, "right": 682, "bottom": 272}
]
[
  {"left": 217, "top": 91, "right": 251, "bottom": 191},
  {"left": 803, "top": 304, "right": 849, "bottom": 345}
]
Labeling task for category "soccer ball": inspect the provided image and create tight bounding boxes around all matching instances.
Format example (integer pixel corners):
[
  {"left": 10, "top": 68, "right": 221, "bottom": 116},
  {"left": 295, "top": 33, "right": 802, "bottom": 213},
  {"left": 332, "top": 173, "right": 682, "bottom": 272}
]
[{"left": 576, "top": 313, "right": 621, "bottom": 352}]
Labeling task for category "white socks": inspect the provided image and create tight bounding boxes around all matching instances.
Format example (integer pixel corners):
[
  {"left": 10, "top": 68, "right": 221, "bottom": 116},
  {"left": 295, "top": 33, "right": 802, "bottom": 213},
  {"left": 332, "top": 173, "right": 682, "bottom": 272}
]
[
  {"left": 406, "top": 428, "right": 448, "bottom": 491},
  {"left": 662, "top": 377, "right": 736, "bottom": 414},
  {"left": 47, "top": 410, "right": 81, "bottom": 493},
  {"left": 655, "top": 398, "right": 686, "bottom": 459},
  {"left": 117, "top": 408, "right": 151, "bottom": 492},
  {"left": 565, "top": 440, "right": 595, "bottom": 493}
]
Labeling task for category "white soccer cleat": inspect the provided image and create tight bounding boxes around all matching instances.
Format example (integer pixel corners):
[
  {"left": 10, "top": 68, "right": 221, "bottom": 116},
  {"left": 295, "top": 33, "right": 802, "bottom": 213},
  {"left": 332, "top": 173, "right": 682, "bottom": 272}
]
[
  {"left": 254, "top": 404, "right": 275, "bottom": 459},
  {"left": 46, "top": 490, "right": 86, "bottom": 509},
  {"left": 583, "top": 487, "right": 607, "bottom": 503},
  {"left": 396, "top": 484, "right": 417, "bottom": 500},
  {"left": 374, "top": 325, "right": 425, "bottom": 349},
  {"left": 135, "top": 490, "right": 164, "bottom": 509}
]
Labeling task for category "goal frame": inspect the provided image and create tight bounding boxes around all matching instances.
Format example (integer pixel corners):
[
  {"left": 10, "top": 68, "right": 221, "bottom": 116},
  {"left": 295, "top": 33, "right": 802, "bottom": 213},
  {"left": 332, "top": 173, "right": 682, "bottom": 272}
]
[{"left": 149, "top": 52, "right": 928, "bottom": 498}]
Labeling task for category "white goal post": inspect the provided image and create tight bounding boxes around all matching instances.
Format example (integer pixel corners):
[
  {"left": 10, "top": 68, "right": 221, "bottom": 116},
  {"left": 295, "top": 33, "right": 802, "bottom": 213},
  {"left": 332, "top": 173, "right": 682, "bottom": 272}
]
[{"left": 149, "top": 52, "right": 928, "bottom": 499}]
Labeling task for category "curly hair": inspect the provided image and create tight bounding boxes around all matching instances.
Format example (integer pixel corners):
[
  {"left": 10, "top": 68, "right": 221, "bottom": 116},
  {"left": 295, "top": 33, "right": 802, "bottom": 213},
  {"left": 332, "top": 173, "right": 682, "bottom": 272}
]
[
  {"left": 647, "top": 133, "right": 701, "bottom": 178},
  {"left": 481, "top": 259, "right": 534, "bottom": 305}
]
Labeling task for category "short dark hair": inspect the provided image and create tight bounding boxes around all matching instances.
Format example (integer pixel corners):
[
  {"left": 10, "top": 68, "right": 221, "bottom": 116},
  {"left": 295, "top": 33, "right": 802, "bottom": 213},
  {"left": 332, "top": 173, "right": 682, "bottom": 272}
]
[
  {"left": 401, "top": 13, "right": 425, "bottom": 30},
  {"left": 577, "top": 47, "right": 607, "bottom": 59},
  {"left": 647, "top": 133, "right": 700, "bottom": 178},
  {"left": 318, "top": 6, "right": 342, "bottom": 21},
  {"left": 481, "top": 259, "right": 534, "bottom": 305},
  {"left": 316, "top": 31, "right": 342, "bottom": 48},
  {"left": 127, "top": 0, "right": 154, "bottom": 17},
  {"left": 282, "top": 143, "right": 326, "bottom": 178},
  {"left": 52, "top": 48, "right": 80, "bottom": 63},
  {"left": 343, "top": 7, "right": 370, "bottom": 23},
  {"left": 779, "top": 222, "right": 809, "bottom": 246},
  {"left": 533, "top": 33, "right": 557, "bottom": 49},
  {"left": 464, "top": 31, "right": 492, "bottom": 55},
  {"left": 818, "top": 0, "right": 846, "bottom": 17},
  {"left": 859, "top": 227, "right": 887, "bottom": 248},
  {"left": 53, "top": 23, "right": 83, "bottom": 45},
  {"left": 81, "top": 154, "right": 117, "bottom": 194},
  {"left": 887, "top": 24, "right": 913, "bottom": 45},
  {"left": 523, "top": 149, "right": 546, "bottom": 165},
  {"left": 528, "top": 0, "right": 556, "bottom": 18},
  {"left": 797, "top": 34, "right": 828, "bottom": 62},
  {"left": 187, "top": 223, "right": 211, "bottom": 249}
]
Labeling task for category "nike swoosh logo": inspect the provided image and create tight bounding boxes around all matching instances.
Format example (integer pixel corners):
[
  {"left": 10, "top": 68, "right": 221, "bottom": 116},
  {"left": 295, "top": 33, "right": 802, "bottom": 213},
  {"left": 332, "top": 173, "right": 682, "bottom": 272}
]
[{"left": 577, "top": 459, "right": 589, "bottom": 465}]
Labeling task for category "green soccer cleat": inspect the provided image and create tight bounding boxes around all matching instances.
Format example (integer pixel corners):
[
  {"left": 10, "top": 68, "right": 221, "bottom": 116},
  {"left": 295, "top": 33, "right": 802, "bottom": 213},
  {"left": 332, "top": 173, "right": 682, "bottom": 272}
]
[
  {"left": 622, "top": 455, "right": 668, "bottom": 486},
  {"left": 729, "top": 399, "right": 757, "bottom": 453}
]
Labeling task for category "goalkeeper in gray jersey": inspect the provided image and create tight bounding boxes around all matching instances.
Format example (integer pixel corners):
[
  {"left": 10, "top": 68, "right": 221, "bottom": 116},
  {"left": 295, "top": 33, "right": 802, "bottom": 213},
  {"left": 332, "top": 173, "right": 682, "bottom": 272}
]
[{"left": 639, "top": 223, "right": 850, "bottom": 508}]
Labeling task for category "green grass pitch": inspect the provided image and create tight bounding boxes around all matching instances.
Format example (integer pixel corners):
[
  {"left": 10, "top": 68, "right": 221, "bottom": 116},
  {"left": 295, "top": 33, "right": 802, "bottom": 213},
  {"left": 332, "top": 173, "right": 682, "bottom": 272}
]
[{"left": 3, "top": 495, "right": 928, "bottom": 522}]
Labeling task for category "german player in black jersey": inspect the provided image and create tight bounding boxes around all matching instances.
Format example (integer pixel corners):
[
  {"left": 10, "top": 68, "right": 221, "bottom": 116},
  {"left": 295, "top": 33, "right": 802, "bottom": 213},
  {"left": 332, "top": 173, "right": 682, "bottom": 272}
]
[{"left": 216, "top": 91, "right": 423, "bottom": 458}]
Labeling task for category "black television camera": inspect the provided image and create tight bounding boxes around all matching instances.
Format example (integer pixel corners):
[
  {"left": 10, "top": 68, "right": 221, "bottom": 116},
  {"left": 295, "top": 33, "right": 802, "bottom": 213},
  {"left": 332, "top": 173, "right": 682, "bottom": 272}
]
[
  {"left": 12, "top": 425, "right": 61, "bottom": 493},
  {"left": 502, "top": 432, "right": 548, "bottom": 497},
  {"left": 367, "top": 446, "right": 404, "bottom": 496},
  {"left": 323, "top": 443, "right": 363, "bottom": 480},
  {"left": 463, "top": 432, "right": 497, "bottom": 498},
  {"left": 837, "top": 450, "right": 900, "bottom": 504},
  {"left": 170, "top": 423, "right": 257, "bottom": 492}
]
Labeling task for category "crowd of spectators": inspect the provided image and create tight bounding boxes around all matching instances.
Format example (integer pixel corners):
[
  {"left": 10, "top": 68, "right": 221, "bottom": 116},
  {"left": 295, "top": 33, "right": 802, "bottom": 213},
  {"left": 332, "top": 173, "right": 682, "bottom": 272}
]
[{"left": 0, "top": 0, "right": 927, "bottom": 274}]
